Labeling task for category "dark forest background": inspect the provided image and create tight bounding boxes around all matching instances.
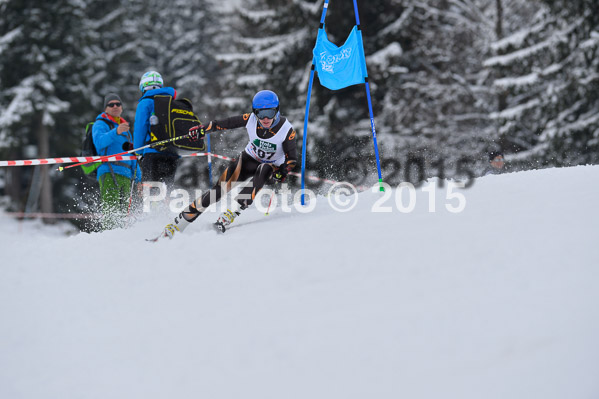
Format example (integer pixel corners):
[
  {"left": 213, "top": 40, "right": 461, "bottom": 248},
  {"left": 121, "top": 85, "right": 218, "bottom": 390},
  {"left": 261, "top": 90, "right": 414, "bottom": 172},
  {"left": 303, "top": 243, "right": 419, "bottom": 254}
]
[{"left": 0, "top": 0, "right": 597, "bottom": 223}]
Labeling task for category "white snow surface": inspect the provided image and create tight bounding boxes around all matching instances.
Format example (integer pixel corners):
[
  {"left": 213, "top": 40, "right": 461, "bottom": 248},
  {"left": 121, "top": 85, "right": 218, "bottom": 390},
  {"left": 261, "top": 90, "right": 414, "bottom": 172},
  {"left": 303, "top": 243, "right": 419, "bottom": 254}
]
[{"left": 1, "top": 166, "right": 599, "bottom": 399}]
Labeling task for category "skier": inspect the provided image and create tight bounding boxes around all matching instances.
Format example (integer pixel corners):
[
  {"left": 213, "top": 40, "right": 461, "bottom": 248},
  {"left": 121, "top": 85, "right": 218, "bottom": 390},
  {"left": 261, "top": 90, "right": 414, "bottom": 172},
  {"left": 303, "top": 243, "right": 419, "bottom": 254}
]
[{"left": 153, "top": 90, "right": 297, "bottom": 239}]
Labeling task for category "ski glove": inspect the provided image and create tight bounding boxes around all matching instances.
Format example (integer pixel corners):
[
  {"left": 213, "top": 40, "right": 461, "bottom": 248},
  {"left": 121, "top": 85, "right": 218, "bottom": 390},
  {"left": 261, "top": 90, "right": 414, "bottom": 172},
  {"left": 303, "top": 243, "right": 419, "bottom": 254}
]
[
  {"left": 273, "top": 164, "right": 289, "bottom": 183},
  {"left": 188, "top": 124, "right": 205, "bottom": 141}
]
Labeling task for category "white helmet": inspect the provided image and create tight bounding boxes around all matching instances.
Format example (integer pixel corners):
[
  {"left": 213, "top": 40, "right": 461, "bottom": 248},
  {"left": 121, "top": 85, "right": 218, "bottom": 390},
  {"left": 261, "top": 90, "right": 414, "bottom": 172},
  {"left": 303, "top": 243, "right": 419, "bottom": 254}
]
[{"left": 139, "top": 71, "right": 163, "bottom": 93}]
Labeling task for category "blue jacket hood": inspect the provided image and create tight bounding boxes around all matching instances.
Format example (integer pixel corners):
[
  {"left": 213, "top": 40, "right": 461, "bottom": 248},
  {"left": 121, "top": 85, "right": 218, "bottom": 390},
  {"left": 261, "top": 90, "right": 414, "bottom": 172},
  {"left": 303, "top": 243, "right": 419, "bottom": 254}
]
[{"left": 139, "top": 86, "right": 176, "bottom": 102}]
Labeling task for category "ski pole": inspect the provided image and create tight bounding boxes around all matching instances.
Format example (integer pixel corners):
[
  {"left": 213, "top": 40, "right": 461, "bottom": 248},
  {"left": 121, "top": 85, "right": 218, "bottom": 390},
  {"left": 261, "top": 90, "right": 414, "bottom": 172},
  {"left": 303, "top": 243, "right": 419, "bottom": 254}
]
[
  {"left": 127, "top": 161, "right": 139, "bottom": 217},
  {"left": 57, "top": 133, "right": 190, "bottom": 172},
  {"left": 265, "top": 191, "right": 275, "bottom": 215}
]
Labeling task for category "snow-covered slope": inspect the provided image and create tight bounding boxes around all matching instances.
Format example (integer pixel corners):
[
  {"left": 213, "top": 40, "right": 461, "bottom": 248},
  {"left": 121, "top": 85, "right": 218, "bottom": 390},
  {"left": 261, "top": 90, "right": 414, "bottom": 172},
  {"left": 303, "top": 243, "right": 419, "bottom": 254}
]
[{"left": 1, "top": 166, "right": 598, "bottom": 399}]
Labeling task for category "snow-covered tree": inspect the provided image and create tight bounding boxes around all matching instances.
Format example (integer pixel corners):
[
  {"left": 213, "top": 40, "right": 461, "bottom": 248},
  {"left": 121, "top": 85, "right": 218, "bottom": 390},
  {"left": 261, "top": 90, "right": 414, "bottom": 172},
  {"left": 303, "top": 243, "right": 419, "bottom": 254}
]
[
  {"left": 363, "top": 0, "right": 504, "bottom": 183},
  {"left": 214, "top": 0, "right": 543, "bottom": 186},
  {"left": 485, "top": 0, "right": 599, "bottom": 168},
  {"left": 299, "top": 0, "right": 504, "bottom": 185},
  {"left": 0, "top": 0, "right": 96, "bottom": 217}
]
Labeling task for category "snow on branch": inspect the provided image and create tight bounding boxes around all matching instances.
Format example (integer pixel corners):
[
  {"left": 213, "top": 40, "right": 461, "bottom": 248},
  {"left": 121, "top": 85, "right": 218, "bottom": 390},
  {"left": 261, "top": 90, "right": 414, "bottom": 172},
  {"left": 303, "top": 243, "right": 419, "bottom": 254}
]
[
  {"left": 0, "top": 26, "right": 23, "bottom": 55},
  {"left": 216, "top": 52, "right": 256, "bottom": 63},
  {"left": 0, "top": 26, "right": 22, "bottom": 54},
  {"left": 491, "top": 9, "right": 550, "bottom": 52},
  {"left": 236, "top": 74, "right": 268, "bottom": 87},
  {"left": 485, "top": 17, "right": 584, "bottom": 67},
  {"left": 86, "top": 9, "right": 122, "bottom": 32},
  {"left": 218, "top": 29, "right": 310, "bottom": 63},
  {"left": 508, "top": 142, "right": 550, "bottom": 160},
  {"left": 368, "top": 42, "right": 403, "bottom": 71},
  {"left": 448, "top": 0, "right": 494, "bottom": 31},
  {"left": 493, "top": 73, "right": 538, "bottom": 89},
  {"left": 294, "top": 0, "right": 323, "bottom": 15},
  {"left": 580, "top": 31, "right": 599, "bottom": 49},
  {"left": 541, "top": 101, "right": 599, "bottom": 140},
  {"left": 0, "top": 79, "right": 35, "bottom": 129},
  {"left": 220, "top": 96, "right": 246, "bottom": 110},
  {"left": 490, "top": 98, "right": 541, "bottom": 120},
  {"left": 237, "top": 8, "right": 277, "bottom": 24},
  {"left": 380, "top": 6, "right": 413, "bottom": 37},
  {"left": 485, "top": 40, "right": 554, "bottom": 67},
  {"left": 494, "top": 62, "right": 566, "bottom": 90},
  {"left": 413, "top": 0, "right": 490, "bottom": 35}
]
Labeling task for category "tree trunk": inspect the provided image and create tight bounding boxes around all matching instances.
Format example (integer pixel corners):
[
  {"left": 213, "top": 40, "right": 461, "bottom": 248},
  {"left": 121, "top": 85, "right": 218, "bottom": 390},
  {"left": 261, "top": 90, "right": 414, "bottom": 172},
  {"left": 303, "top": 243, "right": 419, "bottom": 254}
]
[
  {"left": 496, "top": 0, "right": 507, "bottom": 112},
  {"left": 495, "top": 0, "right": 503, "bottom": 39},
  {"left": 37, "top": 112, "right": 54, "bottom": 224},
  {"left": 7, "top": 148, "right": 23, "bottom": 210}
]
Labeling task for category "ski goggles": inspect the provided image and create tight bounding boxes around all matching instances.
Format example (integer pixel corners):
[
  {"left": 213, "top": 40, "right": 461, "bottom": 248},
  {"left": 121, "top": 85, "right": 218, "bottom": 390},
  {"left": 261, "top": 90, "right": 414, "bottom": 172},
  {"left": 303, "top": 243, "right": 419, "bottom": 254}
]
[{"left": 254, "top": 108, "right": 278, "bottom": 119}]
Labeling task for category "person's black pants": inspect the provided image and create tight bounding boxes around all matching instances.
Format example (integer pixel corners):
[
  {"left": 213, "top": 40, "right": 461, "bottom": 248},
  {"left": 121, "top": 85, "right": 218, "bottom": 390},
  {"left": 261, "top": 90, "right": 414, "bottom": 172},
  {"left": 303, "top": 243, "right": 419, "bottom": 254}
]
[{"left": 141, "top": 152, "right": 180, "bottom": 188}]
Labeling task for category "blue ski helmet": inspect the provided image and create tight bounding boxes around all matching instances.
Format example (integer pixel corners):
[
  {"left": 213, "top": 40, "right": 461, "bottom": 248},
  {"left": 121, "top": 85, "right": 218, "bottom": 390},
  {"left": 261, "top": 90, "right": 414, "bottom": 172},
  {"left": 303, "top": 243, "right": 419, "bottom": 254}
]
[
  {"left": 252, "top": 90, "right": 280, "bottom": 127},
  {"left": 252, "top": 90, "right": 279, "bottom": 110}
]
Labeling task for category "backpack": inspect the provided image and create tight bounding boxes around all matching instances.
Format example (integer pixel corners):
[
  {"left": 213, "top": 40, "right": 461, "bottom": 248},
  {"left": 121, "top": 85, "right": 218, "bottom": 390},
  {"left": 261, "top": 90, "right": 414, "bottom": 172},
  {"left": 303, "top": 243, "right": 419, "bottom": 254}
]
[
  {"left": 81, "top": 121, "right": 100, "bottom": 177},
  {"left": 150, "top": 95, "right": 206, "bottom": 152}
]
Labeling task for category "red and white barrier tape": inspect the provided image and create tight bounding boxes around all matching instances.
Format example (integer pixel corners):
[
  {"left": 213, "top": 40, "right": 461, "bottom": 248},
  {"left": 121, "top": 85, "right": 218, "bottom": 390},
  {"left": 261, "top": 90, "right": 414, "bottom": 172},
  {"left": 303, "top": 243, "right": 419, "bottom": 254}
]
[
  {"left": 2, "top": 212, "right": 100, "bottom": 219},
  {"left": 0, "top": 155, "right": 137, "bottom": 167},
  {"left": 1, "top": 151, "right": 368, "bottom": 196},
  {"left": 1, "top": 152, "right": 347, "bottom": 186},
  {"left": 0, "top": 152, "right": 234, "bottom": 167},
  {"left": 182, "top": 152, "right": 234, "bottom": 161}
]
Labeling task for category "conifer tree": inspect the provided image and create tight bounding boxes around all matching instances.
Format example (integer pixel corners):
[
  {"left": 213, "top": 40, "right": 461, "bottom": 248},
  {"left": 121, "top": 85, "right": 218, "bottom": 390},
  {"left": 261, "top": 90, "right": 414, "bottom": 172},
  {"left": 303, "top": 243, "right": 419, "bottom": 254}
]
[
  {"left": 0, "top": 0, "right": 95, "bottom": 217},
  {"left": 485, "top": 0, "right": 599, "bottom": 168}
]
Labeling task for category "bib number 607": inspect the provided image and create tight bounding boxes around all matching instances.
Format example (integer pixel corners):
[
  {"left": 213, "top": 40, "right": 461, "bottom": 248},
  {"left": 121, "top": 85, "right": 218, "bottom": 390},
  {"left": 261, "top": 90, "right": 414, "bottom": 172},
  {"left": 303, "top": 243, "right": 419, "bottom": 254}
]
[{"left": 252, "top": 143, "right": 275, "bottom": 160}]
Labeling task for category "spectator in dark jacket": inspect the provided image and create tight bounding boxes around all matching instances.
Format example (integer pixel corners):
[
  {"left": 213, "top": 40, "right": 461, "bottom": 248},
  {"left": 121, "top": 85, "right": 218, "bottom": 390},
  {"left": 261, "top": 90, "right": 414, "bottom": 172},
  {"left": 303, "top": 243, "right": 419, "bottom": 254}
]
[{"left": 484, "top": 150, "right": 506, "bottom": 175}]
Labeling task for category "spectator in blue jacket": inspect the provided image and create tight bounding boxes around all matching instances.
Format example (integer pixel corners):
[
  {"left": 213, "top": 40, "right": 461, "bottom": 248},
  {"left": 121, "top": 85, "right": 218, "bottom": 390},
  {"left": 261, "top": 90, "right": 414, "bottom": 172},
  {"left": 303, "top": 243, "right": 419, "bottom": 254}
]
[
  {"left": 92, "top": 93, "right": 141, "bottom": 229},
  {"left": 133, "top": 71, "right": 180, "bottom": 195}
]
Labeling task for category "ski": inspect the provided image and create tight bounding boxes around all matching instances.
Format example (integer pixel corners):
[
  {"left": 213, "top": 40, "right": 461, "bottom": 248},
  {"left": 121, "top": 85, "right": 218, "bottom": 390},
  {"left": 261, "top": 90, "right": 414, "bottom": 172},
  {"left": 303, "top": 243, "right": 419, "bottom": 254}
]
[
  {"left": 146, "top": 229, "right": 167, "bottom": 242},
  {"left": 146, "top": 234, "right": 163, "bottom": 243}
]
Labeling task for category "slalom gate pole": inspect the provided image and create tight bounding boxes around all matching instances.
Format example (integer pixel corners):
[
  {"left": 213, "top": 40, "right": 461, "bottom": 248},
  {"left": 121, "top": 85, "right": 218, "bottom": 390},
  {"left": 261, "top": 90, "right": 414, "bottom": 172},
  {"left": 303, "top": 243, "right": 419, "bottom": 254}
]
[
  {"left": 301, "top": 66, "right": 315, "bottom": 206},
  {"left": 301, "top": 0, "right": 331, "bottom": 206},
  {"left": 57, "top": 133, "right": 191, "bottom": 172},
  {"left": 353, "top": 0, "right": 384, "bottom": 192}
]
